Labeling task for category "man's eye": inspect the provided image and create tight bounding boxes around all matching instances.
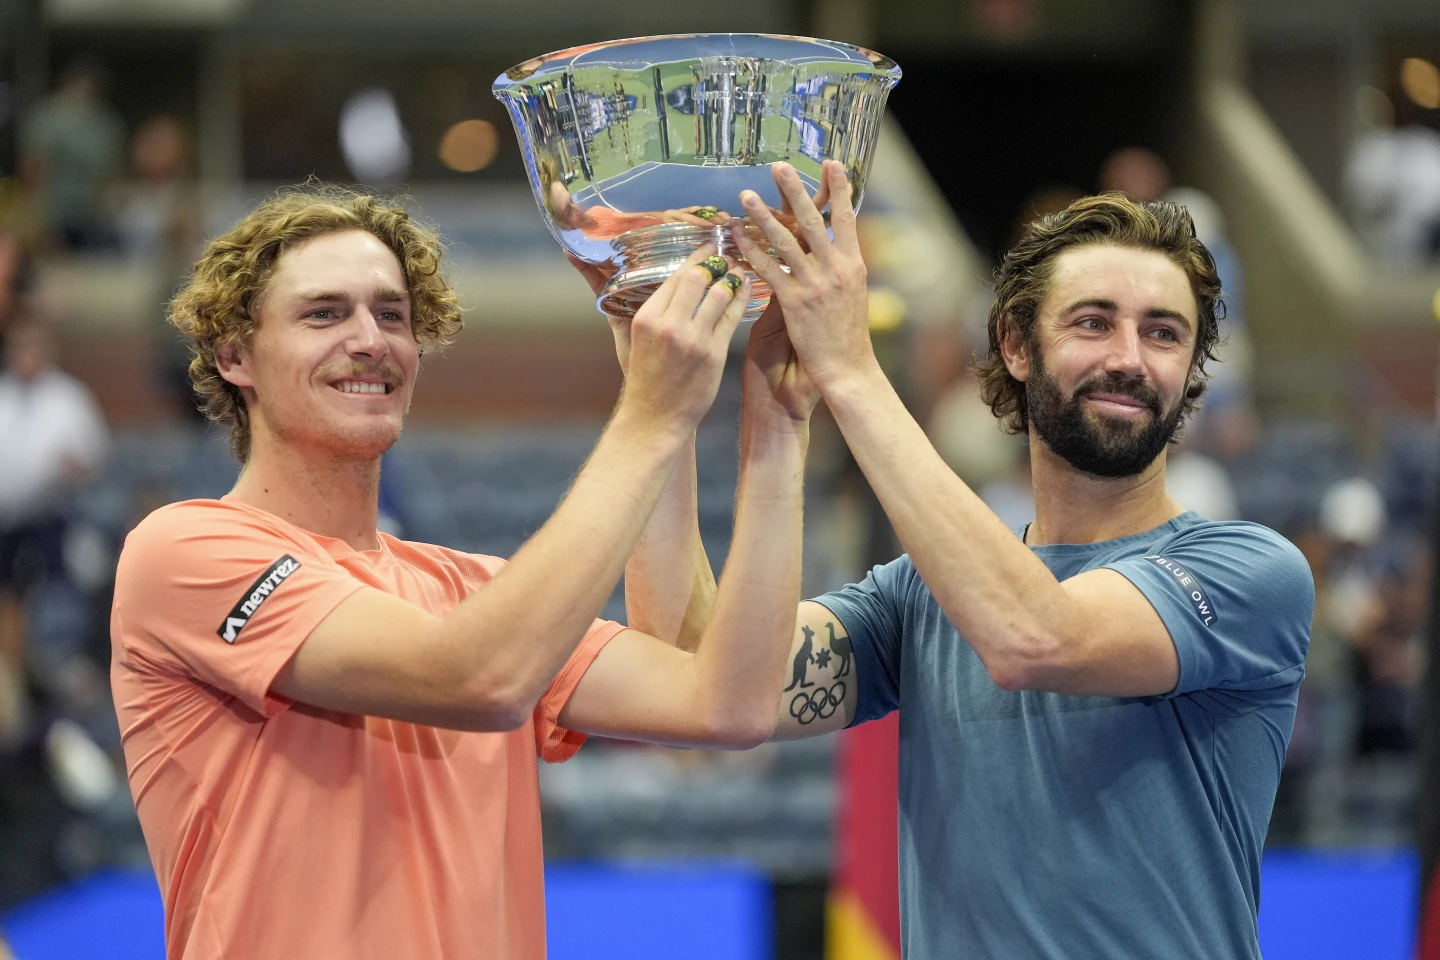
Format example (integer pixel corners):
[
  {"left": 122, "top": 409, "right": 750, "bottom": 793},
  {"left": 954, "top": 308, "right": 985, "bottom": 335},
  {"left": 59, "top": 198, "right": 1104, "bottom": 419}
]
[
  {"left": 1080, "top": 317, "right": 1105, "bottom": 329},
  {"left": 1152, "top": 328, "right": 1177, "bottom": 341},
  {"left": 309, "top": 309, "right": 334, "bottom": 319}
]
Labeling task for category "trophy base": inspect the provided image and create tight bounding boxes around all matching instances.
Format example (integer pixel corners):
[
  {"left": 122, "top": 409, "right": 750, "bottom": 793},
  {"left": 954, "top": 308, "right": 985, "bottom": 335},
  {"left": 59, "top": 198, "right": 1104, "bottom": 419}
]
[{"left": 598, "top": 223, "right": 780, "bottom": 322}]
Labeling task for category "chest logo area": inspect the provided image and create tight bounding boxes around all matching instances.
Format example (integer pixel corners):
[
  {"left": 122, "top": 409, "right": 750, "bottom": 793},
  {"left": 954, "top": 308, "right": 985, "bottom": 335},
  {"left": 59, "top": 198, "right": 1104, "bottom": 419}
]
[
  {"left": 1142, "top": 555, "right": 1216, "bottom": 628},
  {"left": 218, "top": 554, "right": 302, "bottom": 643}
]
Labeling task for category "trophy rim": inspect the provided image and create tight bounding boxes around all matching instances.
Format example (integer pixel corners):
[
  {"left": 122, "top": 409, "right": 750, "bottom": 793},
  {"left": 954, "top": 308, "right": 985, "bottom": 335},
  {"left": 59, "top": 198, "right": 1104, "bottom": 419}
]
[{"left": 492, "top": 32, "right": 901, "bottom": 93}]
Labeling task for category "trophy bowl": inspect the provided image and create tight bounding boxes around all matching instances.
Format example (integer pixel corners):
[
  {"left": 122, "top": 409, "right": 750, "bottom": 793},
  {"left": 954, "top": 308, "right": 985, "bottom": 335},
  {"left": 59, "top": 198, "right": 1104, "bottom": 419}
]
[{"left": 493, "top": 34, "right": 901, "bottom": 320}]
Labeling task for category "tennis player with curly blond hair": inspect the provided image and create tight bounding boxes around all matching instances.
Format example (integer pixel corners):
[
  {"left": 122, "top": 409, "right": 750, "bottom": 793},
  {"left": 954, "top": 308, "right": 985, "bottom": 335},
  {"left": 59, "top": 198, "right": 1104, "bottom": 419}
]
[{"left": 110, "top": 184, "right": 815, "bottom": 960}]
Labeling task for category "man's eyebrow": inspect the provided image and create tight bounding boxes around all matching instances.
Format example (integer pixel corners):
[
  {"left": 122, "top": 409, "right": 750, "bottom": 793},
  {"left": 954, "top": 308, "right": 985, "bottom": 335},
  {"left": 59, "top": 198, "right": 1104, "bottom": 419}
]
[
  {"left": 1142, "top": 306, "right": 1193, "bottom": 328},
  {"left": 1060, "top": 297, "right": 1116, "bottom": 315},
  {"left": 293, "top": 288, "right": 410, "bottom": 303},
  {"left": 1061, "top": 297, "right": 1193, "bottom": 329}
]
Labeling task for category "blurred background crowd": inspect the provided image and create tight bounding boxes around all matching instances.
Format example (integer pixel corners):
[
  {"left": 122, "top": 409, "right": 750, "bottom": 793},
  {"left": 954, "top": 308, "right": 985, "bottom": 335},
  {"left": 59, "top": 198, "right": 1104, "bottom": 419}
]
[{"left": 1, "top": 0, "right": 1439, "bottom": 956}]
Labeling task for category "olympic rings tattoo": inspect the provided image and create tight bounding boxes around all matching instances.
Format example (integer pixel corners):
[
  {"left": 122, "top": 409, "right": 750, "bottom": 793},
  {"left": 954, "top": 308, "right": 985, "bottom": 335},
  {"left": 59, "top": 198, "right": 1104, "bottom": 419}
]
[{"left": 790, "top": 682, "right": 846, "bottom": 725}]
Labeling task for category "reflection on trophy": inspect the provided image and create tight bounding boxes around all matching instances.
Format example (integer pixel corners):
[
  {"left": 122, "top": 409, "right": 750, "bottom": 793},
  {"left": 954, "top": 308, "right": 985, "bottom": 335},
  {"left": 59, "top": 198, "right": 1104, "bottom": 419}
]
[{"left": 493, "top": 34, "right": 902, "bottom": 320}]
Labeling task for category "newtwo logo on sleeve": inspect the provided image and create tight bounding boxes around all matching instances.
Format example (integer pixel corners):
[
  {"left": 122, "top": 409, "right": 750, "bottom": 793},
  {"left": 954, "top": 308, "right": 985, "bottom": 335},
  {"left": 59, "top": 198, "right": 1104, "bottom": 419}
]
[{"left": 218, "top": 555, "right": 302, "bottom": 643}]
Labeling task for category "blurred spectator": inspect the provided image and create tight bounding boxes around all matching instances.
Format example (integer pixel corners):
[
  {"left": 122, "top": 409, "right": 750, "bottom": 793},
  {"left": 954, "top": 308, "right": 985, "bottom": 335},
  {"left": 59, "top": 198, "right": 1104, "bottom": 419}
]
[
  {"left": 0, "top": 230, "right": 32, "bottom": 361},
  {"left": 1007, "top": 184, "right": 1084, "bottom": 250},
  {"left": 1344, "top": 90, "right": 1440, "bottom": 267},
  {"left": 1163, "top": 185, "right": 1259, "bottom": 459},
  {"left": 0, "top": 160, "right": 42, "bottom": 251},
  {"left": 1283, "top": 519, "right": 1354, "bottom": 844},
  {"left": 1163, "top": 187, "right": 1248, "bottom": 348},
  {"left": 117, "top": 115, "right": 206, "bottom": 422},
  {"left": 1315, "top": 478, "right": 1389, "bottom": 705},
  {"left": 0, "top": 318, "right": 109, "bottom": 747},
  {"left": 1351, "top": 535, "right": 1428, "bottom": 757},
  {"left": 19, "top": 60, "right": 124, "bottom": 253},
  {"left": 926, "top": 376, "right": 1034, "bottom": 528},
  {"left": 1166, "top": 445, "right": 1240, "bottom": 520},
  {"left": 117, "top": 114, "right": 201, "bottom": 264},
  {"left": 1099, "top": 146, "right": 1171, "bottom": 202},
  {"left": 1320, "top": 476, "right": 1388, "bottom": 550},
  {"left": 1272, "top": 479, "right": 1394, "bottom": 842}
]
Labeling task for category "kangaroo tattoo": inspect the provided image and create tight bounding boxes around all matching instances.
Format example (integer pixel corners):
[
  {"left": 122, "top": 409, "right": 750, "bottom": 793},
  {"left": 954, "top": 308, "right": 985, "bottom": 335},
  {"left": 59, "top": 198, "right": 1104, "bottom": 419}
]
[
  {"left": 784, "top": 625, "right": 817, "bottom": 691},
  {"left": 827, "top": 622, "right": 852, "bottom": 678}
]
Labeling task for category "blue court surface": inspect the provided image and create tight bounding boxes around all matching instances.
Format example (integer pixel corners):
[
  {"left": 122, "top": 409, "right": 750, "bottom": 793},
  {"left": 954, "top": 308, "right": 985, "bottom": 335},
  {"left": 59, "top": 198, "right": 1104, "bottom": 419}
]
[
  {"left": 0, "top": 850, "right": 1417, "bottom": 959},
  {"left": 0, "top": 862, "right": 772, "bottom": 960}
]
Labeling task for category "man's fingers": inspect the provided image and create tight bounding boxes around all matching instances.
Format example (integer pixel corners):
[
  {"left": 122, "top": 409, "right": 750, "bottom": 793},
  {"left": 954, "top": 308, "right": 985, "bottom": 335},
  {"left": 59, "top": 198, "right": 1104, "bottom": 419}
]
[
  {"left": 644, "top": 243, "right": 719, "bottom": 316},
  {"left": 730, "top": 222, "right": 789, "bottom": 290},
  {"left": 740, "top": 188, "right": 812, "bottom": 279},
  {"left": 811, "top": 169, "right": 832, "bottom": 220},
  {"left": 664, "top": 251, "right": 733, "bottom": 322},
  {"left": 692, "top": 269, "right": 747, "bottom": 331},
  {"left": 606, "top": 314, "right": 633, "bottom": 369},
  {"left": 711, "top": 275, "right": 752, "bottom": 346},
  {"left": 771, "top": 162, "right": 832, "bottom": 258},
  {"left": 666, "top": 207, "right": 731, "bottom": 227},
  {"left": 824, "top": 160, "right": 860, "bottom": 255},
  {"left": 778, "top": 169, "right": 829, "bottom": 219},
  {"left": 696, "top": 255, "right": 730, "bottom": 282}
]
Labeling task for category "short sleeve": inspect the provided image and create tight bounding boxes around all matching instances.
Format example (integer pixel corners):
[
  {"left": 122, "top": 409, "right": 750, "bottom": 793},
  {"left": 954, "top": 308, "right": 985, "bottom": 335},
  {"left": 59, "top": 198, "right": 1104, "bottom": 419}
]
[
  {"left": 810, "top": 556, "right": 912, "bottom": 726},
  {"left": 1104, "top": 522, "right": 1314, "bottom": 703},
  {"left": 531, "top": 618, "right": 628, "bottom": 762},
  {"left": 112, "top": 503, "right": 366, "bottom": 717}
]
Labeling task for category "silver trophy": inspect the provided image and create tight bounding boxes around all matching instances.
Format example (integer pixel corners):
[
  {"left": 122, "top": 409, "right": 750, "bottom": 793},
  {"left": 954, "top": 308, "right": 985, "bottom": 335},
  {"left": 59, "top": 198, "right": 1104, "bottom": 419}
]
[{"left": 493, "top": 34, "right": 901, "bottom": 320}]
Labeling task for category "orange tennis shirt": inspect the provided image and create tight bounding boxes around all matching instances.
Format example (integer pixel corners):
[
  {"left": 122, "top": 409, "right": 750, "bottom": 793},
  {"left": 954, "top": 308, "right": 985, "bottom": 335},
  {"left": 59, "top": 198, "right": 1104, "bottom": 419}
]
[{"left": 110, "top": 498, "right": 625, "bottom": 960}]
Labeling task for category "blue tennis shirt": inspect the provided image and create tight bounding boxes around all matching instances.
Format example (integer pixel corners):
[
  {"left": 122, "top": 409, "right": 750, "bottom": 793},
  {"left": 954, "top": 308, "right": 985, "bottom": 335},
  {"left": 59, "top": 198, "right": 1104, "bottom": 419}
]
[{"left": 813, "top": 512, "right": 1314, "bottom": 959}]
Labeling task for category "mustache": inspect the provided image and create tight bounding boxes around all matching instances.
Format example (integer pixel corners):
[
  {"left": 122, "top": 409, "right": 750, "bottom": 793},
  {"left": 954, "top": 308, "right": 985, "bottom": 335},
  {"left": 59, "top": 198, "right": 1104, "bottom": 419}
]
[
  {"left": 320, "top": 360, "right": 407, "bottom": 385},
  {"left": 1074, "top": 373, "right": 1162, "bottom": 414}
]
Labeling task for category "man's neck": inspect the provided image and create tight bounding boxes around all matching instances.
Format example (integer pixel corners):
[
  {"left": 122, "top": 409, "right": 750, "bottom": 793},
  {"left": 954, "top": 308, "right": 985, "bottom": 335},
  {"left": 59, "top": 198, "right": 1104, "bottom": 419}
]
[
  {"left": 228, "top": 436, "right": 384, "bottom": 552},
  {"left": 1024, "top": 434, "right": 1184, "bottom": 546}
]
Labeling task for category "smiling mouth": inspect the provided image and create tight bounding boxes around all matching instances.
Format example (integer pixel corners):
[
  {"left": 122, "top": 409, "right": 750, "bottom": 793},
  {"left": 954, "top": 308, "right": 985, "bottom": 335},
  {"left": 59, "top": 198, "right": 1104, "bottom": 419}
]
[
  {"left": 332, "top": 380, "right": 393, "bottom": 395},
  {"left": 1083, "top": 391, "right": 1154, "bottom": 411}
]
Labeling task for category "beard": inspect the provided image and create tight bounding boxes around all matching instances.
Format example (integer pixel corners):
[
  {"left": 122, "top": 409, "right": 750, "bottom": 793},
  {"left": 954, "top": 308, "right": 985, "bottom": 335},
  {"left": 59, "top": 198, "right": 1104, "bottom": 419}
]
[{"left": 1025, "top": 350, "right": 1185, "bottom": 479}]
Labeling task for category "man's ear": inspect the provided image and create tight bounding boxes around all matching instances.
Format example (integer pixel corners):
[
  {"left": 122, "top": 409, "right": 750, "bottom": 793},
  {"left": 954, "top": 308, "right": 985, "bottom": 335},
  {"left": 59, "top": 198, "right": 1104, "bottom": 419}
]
[
  {"left": 214, "top": 340, "right": 254, "bottom": 389},
  {"left": 998, "top": 314, "right": 1031, "bottom": 383},
  {"left": 1183, "top": 350, "right": 1205, "bottom": 401}
]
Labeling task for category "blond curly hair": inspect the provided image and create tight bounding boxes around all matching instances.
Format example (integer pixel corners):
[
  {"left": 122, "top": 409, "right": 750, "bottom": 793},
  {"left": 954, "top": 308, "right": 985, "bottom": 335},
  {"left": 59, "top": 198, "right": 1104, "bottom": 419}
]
[{"left": 169, "top": 184, "right": 463, "bottom": 462}]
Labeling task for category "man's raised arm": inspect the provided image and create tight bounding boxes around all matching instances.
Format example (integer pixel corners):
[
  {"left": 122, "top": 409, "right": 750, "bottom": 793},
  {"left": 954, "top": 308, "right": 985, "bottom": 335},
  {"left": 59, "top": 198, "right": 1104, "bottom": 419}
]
[
  {"left": 735, "top": 161, "right": 1184, "bottom": 699},
  {"left": 557, "top": 299, "right": 820, "bottom": 747},
  {"left": 569, "top": 253, "right": 716, "bottom": 652}
]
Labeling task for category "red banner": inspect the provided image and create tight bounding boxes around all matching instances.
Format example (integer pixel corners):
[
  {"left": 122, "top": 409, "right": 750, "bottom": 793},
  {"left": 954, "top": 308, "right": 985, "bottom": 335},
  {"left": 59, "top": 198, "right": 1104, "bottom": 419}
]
[{"left": 826, "top": 711, "right": 901, "bottom": 960}]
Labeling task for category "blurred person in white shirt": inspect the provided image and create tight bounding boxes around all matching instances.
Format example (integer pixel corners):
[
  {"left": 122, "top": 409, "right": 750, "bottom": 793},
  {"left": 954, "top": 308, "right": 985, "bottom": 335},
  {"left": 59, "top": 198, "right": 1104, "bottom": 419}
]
[
  {"left": 0, "top": 318, "right": 107, "bottom": 529},
  {"left": 1346, "top": 89, "right": 1440, "bottom": 268},
  {"left": 0, "top": 318, "right": 108, "bottom": 744}
]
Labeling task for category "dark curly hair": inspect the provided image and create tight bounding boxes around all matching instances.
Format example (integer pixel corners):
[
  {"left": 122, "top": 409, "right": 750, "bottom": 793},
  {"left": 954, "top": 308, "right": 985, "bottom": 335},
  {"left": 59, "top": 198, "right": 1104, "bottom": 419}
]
[
  {"left": 975, "top": 192, "right": 1224, "bottom": 434},
  {"left": 169, "top": 184, "right": 463, "bottom": 462}
]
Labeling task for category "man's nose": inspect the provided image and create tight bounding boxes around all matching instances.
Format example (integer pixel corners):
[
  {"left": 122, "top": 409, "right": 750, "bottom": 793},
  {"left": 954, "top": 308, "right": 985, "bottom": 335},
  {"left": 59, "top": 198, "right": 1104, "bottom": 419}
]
[
  {"left": 1104, "top": 324, "right": 1145, "bottom": 378},
  {"left": 346, "top": 310, "right": 390, "bottom": 358}
]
